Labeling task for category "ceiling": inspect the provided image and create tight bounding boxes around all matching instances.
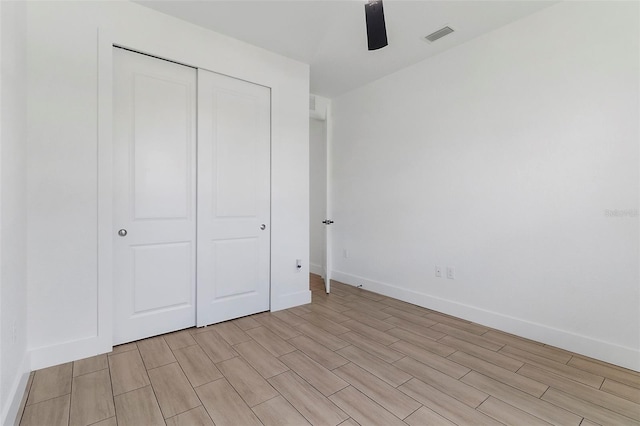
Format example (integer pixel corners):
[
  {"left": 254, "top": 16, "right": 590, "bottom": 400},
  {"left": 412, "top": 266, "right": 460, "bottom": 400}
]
[{"left": 136, "top": 0, "right": 557, "bottom": 97}]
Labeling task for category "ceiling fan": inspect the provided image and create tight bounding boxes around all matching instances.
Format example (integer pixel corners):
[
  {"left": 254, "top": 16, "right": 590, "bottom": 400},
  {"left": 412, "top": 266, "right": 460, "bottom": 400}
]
[{"left": 364, "top": 0, "right": 388, "bottom": 50}]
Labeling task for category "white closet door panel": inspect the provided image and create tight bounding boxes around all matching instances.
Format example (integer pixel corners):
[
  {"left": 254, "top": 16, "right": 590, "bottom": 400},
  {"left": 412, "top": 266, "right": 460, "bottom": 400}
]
[
  {"left": 197, "top": 69, "right": 271, "bottom": 327},
  {"left": 113, "top": 48, "right": 197, "bottom": 344},
  {"left": 133, "top": 74, "right": 192, "bottom": 220}
]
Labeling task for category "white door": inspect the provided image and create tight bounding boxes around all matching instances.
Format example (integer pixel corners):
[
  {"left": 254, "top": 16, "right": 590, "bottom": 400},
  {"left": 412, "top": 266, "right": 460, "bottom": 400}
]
[
  {"left": 113, "top": 48, "right": 197, "bottom": 344},
  {"left": 197, "top": 69, "right": 271, "bottom": 327},
  {"left": 309, "top": 118, "right": 327, "bottom": 280}
]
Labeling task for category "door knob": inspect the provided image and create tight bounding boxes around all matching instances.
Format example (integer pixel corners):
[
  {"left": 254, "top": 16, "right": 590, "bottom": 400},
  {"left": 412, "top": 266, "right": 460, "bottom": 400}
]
[
  {"left": 118, "top": 229, "right": 128, "bottom": 237},
  {"left": 260, "top": 224, "right": 266, "bottom": 230}
]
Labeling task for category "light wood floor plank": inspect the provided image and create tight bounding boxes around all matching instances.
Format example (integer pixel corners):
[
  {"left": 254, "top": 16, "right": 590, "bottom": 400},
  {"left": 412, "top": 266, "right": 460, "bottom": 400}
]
[
  {"left": 163, "top": 329, "right": 197, "bottom": 351},
  {"left": 300, "top": 312, "right": 351, "bottom": 335},
  {"left": 448, "top": 350, "right": 548, "bottom": 397},
  {"left": 69, "top": 369, "right": 115, "bottom": 426},
  {"left": 20, "top": 394, "right": 70, "bottom": 426},
  {"left": 27, "top": 362, "right": 72, "bottom": 405},
  {"left": 246, "top": 326, "right": 296, "bottom": 357},
  {"left": 404, "top": 406, "right": 457, "bottom": 426},
  {"left": 440, "top": 336, "right": 523, "bottom": 371},
  {"left": 137, "top": 336, "right": 176, "bottom": 370},
  {"left": 387, "top": 328, "right": 456, "bottom": 357},
  {"left": 91, "top": 417, "right": 117, "bottom": 426},
  {"left": 340, "top": 332, "right": 405, "bottom": 363},
  {"left": 568, "top": 357, "right": 640, "bottom": 389},
  {"left": 114, "top": 386, "right": 164, "bottom": 426},
  {"left": 518, "top": 363, "right": 640, "bottom": 421},
  {"left": 193, "top": 329, "right": 238, "bottom": 363},
  {"left": 377, "top": 298, "right": 431, "bottom": 317},
  {"left": 342, "top": 320, "right": 399, "bottom": 345},
  {"left": 478, "top": 396, "right": 553, "bottom": 426},
  {"left": 196, "top": 379, "right": 262, "bottom": 426},
  {"left": 329, "top": 386, "right": 408, "bottom": 426},
  {"left": 280, "top": 351, "right": 348, "bottom": 396},
  {"left": 234, "top": 340, "right": 289, "bottom": 379},
  {"left": 295, "top": 322, "right": 350, "bottom": 350},
  {"left": 394, "top": 356, "right": 488, "bottom": 408},
  {"left": 426, "top": 313, "right": 489, "bottom": 335},
  {"left": 334, "top": 362, "right": 421, "bottom": 419},
  {"left": 289, "top": 335, "right": 349, "bottom": 370},
  {"left": 210, "top": 321, "right": 252, "bottom": 345},
  {"left": 341, "top": 309, "right": 396, "bottom": 331},
  {"left": 337, "top": 345, "right": 412, "bottom": 387},
  {"left": 391, "top": 341, "right": 470, "bottom": 379},
  {"left": 501, "top": 344, "right": 604, "bottom": 388},
  {"left": 273, "top": 310, "right": 309, "bottom": 326},
  {"left": 398, "top": 378, "right": 501, "bottom": 425},
  {"left": 108, "top": 350, "right": 150, "bottom": 396},
  {"left": 340, "top": 301, "right": 393, "bottom": 320},
  {"left": 147, "top": 362, "right": 200, "bottom": 418},
  {"left": 309, "top": 304, "right": 351, "bottom": 323},
  {"left": 73, "top": 354, "right": 108, "bottom": 377},
  {"left": 173, "top": 344, "right": 223, "bottom": 388},
  {"left": 542, "top": 387, "right": 640, "bottom": 426},
  {"left": 602, "top": 378, "right": 640, "bottom": 404},
  {"left": 385, "top": 316, "right": 447, "bottom": 340},
  {"left": 232, "top": 315, "right": 262, "bottom": 331},
  {"left": 269, "top": 371, "right": 349, "bottom": 426},
  {"left": 381, "top": 307, "right": 438, "bottom": 327},
  {"left": 252, "top": 395, "right": 312, "bottom": 426},
  {"left": 108, "top": 342, "right": 137, "bottom": 356},
  {"left": 217, "top": 357, "right": 279, "bottom": 406},
  {"left": 483, "top": 330, "right": 570, "bottom": 363},
  {"left": 165, "top": 406, "right": 214, "bottom": 426},
  {"left": 461, "top": 371, "right": 582, "bottom": 426},
  {"left": 255, "top": 314, "right": 302, "bottom": 340},
  {"left": 432, "top": 323, "right": 504, "bottom": 351}
]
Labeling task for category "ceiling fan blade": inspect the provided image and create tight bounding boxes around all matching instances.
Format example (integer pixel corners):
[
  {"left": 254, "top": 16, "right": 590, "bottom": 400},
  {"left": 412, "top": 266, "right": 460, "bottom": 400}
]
[{"left": 365, "top": 0, "right": 388, "bottom": 51}]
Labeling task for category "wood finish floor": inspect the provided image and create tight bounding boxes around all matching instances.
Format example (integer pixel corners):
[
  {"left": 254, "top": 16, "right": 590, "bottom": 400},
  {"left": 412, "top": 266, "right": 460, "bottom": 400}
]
[{"left": 18, "top": 275, "right": 640, "bottom": 426}]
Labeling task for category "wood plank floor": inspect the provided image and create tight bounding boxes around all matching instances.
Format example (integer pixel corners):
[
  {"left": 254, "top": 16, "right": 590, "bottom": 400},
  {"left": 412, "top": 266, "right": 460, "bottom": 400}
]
[{"left": 18, "top": 275, "right": 640, "bottom": 425}]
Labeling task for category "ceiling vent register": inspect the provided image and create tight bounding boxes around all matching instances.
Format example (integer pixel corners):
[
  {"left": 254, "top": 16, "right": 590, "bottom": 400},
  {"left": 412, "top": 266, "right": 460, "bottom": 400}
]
[{"left": 425, "top": 26, "right": 454, "bottom": 43}]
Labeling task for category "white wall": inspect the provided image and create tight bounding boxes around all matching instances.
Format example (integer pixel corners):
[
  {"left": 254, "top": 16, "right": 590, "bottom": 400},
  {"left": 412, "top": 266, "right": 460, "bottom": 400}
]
[
  {"left": 331, "top": 1, "right": 639, "bottom": 370},
  {"left": 1, "top": 0, "right": 30, "bottom": 423},
  {"left": 310, "top": 118, "right": 327, "bottom": 275},
  {"left": 27, "top": 0, "right": 310, "bottom": 370}
]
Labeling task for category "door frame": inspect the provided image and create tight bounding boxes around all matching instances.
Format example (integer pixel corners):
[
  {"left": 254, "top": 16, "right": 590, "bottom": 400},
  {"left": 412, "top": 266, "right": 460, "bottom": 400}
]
[{"left": 97, "top": 28, "right": 274, "bottom": 352}]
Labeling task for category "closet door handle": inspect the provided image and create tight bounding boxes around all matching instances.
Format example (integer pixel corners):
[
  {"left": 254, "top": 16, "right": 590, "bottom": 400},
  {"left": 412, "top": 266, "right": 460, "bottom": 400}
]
[
  {"left": 118, "top": 229, "right": 128, "bottom": 237},
  {"left": 260, "top": 224, "right": 266, "bottom": 230}
]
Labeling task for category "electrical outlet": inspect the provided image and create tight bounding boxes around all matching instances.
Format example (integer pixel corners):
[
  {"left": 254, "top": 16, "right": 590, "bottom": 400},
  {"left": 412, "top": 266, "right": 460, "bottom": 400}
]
[
  {"left": 343, "top": 249, "right": 349, "bottom": 258},
  {"left": 446, "top": 267, "right": 455, "bottom": 279},
  {"left": 435, "top": 266, "right": 442, "bottom": 278}
]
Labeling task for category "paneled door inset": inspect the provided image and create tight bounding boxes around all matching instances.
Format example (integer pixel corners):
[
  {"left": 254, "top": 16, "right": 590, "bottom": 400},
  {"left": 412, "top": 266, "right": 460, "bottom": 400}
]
[
  {"left": 197, "top": 69, "right": 271, "bottom": 326},
  {"left": 113, "top": 48, "right": 197, "bottom": 344}
]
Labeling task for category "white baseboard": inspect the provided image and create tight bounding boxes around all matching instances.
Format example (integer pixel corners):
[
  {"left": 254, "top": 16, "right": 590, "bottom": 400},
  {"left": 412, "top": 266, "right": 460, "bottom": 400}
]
[
  {"left": 29, "top": 335, "right": 112, "bottom": 371},
  {"left": 271, "top": 290, "right": 311, "bottom": 312},
  {"left": 332, "top": 270, "right": 640, "bottom": 372},
  {"left": 2, "top": 353, "right": 30, "bottom": 426},
  {"left": 309, "top": 263, "right": 324, "bottom": 277}
]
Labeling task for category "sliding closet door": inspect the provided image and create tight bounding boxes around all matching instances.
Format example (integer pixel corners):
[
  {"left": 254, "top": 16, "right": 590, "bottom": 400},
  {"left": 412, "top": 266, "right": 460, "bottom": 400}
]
[
  {"left": 113, "top": 48, "right": 197, "bottom": 344},
  {"left": 197, "top": 69, "right": 271, "bottom": 327}
]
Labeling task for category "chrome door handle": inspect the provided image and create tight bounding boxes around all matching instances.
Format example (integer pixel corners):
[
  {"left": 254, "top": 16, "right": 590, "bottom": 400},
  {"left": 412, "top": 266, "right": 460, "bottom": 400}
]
[
  {"left": 260, "top": 224, "right": 266, "bottom": 230},
  {"left": 118, "top": 229, "right": 128, "bottom": 237}
]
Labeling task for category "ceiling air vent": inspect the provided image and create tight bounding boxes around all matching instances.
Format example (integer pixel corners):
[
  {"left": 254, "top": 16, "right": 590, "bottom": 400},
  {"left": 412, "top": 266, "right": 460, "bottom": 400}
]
[{"left": 425, "top": 26, "right": 454, "bottom": 43}]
